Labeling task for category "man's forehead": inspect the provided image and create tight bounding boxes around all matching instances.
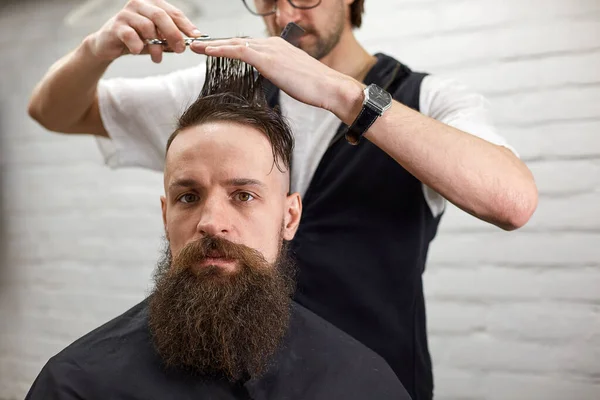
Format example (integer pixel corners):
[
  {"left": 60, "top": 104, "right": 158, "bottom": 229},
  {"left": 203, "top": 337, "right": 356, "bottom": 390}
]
[
  {"left": 164, "top": 122, "right": 287, "bottom": 188},
  {"left": 168, "top": 122, "right": 273, "bottom": 160}
]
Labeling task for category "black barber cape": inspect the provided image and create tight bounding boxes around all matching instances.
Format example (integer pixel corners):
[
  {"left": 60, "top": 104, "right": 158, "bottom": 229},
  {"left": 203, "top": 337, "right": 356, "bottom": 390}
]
[{"left": 26, "top": 299, "right": 411, "bottom": 400}]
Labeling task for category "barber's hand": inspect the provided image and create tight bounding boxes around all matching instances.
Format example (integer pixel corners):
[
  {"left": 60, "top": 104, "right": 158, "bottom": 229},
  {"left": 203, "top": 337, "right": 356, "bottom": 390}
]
[
  {"left": 86, "top": 0, "right": 202, "bottom": 63},
  {"left": 190, "top": 37, "right": 363, "bottom": 123}
]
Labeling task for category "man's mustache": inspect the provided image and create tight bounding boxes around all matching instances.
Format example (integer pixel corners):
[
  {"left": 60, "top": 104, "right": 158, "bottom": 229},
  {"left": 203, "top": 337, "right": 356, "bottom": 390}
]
[{"left": 172, "top": 236, "right": 269, "bottom": 273}]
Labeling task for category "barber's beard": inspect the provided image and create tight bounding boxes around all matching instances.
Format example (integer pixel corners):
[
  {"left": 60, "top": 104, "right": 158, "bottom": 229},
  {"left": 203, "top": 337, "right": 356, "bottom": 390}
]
[
  {"left": 307, "top": 15, "right": 345, "bottom": 60},
  {"left": 148, "top": 235, "right": 295, "bottom": 381},
  {"left": 271, "top": 2, "right": 345, "bottom": 60}
]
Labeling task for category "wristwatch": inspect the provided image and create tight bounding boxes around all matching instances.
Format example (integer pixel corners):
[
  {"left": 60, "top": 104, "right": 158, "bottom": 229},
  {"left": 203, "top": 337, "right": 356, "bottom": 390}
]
[{"left": 345, "top": 84, "right": 393, "bottom": 145}]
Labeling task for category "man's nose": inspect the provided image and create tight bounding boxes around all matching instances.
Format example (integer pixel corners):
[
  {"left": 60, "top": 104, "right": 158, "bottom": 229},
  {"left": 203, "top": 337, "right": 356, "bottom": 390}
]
[
  {"left": 275, "top": 1, "right": 302, "bottom": 28},
  {"left": 195, "top": 198, "right": 231, "bottom": 237}
]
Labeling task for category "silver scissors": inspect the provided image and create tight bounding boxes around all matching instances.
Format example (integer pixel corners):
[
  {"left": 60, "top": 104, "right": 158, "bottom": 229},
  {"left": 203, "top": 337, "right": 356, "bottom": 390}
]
[{"left": 146, "top": 35, "right": 251, "bottom": 46}]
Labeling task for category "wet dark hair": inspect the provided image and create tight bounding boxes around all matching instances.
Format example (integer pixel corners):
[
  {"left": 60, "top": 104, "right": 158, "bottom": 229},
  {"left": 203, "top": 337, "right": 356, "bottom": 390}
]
[
  {"left": 351, "top": 0, "right": 365, "bottom": 28},
  {"left": 166, "top": 57, "right": 294, "bottom": 172}
]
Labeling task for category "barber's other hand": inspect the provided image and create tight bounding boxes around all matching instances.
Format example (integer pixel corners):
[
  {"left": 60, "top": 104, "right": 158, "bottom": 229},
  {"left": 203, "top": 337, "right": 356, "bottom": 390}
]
[
  {"left": 86, "top": 0, "right": 202, "bottom": 63},
  {"left": 191, "top": 37, "right": 363, "bottom": 123}
]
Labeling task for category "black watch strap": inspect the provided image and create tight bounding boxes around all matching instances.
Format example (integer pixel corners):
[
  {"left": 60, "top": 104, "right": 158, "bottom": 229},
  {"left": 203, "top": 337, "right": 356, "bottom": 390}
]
[{"left": 345, "top": 105, "right": 381, "bottom": 145}]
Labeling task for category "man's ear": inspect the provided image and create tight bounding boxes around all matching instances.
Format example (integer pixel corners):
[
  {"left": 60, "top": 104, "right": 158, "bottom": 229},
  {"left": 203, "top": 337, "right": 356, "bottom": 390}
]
[
  {"left": 160, "top": 195, "right": 169, "bottom": 240},
  {"left": 283, "top": 192, "right": 302, "bottom": 241}
]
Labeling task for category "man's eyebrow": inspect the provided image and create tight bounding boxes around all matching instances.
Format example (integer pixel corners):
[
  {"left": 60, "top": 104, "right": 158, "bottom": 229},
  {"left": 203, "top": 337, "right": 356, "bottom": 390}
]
[
  {"left": 168, "top": 178, "right": 199, "bottom": 190},
  {"left": 224, "top": 178, "right": 267, "bottom": 189}
]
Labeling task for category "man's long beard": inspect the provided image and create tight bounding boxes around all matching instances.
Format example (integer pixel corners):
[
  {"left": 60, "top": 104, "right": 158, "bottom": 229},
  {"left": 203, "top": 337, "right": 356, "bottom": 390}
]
[{"left": 148, "top": 236, "right": 295, "bottom": 381}]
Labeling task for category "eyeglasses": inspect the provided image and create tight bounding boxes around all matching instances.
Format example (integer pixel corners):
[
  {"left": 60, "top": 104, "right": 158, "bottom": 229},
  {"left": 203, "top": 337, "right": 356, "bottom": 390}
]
[{"left": 242, "top": 0, "right": 322, "bottom": 17}]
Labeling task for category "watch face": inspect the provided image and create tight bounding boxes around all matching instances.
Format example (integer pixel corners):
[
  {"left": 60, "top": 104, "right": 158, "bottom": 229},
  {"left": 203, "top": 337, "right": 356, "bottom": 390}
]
[{"left": 367, "top": 85, "right": 392, "bottom": 111}]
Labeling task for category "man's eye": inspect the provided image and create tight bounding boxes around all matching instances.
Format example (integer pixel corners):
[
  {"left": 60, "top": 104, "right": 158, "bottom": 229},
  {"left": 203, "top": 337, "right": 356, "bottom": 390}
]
[
  {"left": 179, "top": 194, "right": 198, "bottom": 204},
  {"left": 235, "top": 192, "right": 255, "bottom": 202}
]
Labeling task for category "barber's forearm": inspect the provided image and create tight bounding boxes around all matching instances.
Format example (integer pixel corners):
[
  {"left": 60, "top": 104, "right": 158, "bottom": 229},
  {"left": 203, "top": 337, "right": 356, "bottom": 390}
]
[
  {"left": 28, "top": 35, "right": 112, "bottom": 136},
  {"left": 331, "top": 78, "right": 538, "bottom": 230}
]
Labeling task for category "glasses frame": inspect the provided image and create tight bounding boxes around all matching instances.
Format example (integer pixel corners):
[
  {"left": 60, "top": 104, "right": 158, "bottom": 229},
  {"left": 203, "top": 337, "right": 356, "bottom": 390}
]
[{"left": 241, "top": 0, "right": 322, "bottom": 16}]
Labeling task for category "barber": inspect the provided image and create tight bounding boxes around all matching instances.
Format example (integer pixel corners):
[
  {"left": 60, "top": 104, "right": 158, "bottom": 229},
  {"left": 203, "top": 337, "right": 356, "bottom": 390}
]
[{"left": 28, "top": 1, "right": 538, "bottom": 398}]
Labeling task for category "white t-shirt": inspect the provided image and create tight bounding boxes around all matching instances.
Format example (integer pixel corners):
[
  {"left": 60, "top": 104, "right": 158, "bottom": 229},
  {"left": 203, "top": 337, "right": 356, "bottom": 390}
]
[{"left": 97, "top": 63, "right": 516, "bottom": 218}]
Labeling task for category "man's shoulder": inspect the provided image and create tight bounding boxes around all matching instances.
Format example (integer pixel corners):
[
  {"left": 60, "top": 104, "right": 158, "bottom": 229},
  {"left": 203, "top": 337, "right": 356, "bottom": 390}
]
[
  {"left": 59, "top": 299, "right": 148, "bottom": 353},
  {"left": 284, "top": 302, "right": 411, "bottom": 399},
  {"left": 26, "top": 300, "right": 153, "bottom": 399},
  {"left": 289, "top": 302, "right": 386, "bottom": 364},
  {"left": 47, "top": 300, "right": 151, "bottom": 375}
]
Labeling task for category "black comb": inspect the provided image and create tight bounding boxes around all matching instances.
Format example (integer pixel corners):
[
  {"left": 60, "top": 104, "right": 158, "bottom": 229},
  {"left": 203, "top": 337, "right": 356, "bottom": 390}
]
[
  {"left": 280, "top": 22, "right": 305, "bottom": 47},
  {"left": 257, "top": 23, "right": 305, "bottom": 100}
]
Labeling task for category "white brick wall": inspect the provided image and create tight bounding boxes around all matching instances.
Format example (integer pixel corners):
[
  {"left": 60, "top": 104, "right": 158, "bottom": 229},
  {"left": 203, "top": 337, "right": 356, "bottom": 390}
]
[{"left": 1, "top": 0, "right": 599, "bottom": 398}]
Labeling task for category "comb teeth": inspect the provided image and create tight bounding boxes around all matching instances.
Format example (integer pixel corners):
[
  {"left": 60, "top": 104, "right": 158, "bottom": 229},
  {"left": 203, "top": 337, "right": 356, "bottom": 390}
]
[{"left": 201, "top": 56, "right": 266, "bottom": 107}]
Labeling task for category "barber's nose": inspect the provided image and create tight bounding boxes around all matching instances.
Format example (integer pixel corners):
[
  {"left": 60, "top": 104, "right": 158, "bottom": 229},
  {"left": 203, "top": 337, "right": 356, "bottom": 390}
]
[
  {"left": 196, "top": 198, "right": 230, "bottom": 237},
  {"left": 275, "top": 1, "right": 302, "bottom": 27}
]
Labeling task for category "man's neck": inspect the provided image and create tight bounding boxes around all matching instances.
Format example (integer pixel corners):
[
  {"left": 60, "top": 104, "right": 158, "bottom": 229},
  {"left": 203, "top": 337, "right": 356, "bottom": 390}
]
[{"left": 318, "top": 28, "right": 377, "bottom": 83}]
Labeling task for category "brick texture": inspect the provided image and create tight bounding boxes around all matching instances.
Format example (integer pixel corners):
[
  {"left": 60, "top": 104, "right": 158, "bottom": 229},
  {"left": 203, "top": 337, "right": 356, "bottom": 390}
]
[{"left": 0, "top": 0, "right": 599, "bottom": 399}]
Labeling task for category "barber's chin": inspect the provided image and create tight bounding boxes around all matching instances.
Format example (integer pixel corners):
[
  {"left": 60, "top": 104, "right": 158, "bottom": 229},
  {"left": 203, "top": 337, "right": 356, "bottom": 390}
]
[
  {"left": 195, "top": 258, "right": 238, "bottom": 274},
  {"left": 299, "top": 33, "right": 312, "bottom": 47}
]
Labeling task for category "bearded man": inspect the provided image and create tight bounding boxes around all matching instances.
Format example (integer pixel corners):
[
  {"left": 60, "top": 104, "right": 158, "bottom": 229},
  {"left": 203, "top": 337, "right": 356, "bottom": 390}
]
[{"left": 24, "top": 57, "right": 410, "bottom": 400}]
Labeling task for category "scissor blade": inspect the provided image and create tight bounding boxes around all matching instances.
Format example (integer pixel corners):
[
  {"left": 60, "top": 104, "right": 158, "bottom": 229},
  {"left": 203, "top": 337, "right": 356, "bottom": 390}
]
[{"left": 147, "top": 36, "right": 251, "bottom": 46}]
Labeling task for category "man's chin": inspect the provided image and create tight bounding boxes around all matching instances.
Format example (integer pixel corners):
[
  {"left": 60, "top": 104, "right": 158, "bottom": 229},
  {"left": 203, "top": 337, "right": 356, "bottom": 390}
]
[
  {"left": 297, "top": 35, "right": 316, "bottom": 55},
  {"left": 299, "top": 38, "right": 333, "bottom": 61}
]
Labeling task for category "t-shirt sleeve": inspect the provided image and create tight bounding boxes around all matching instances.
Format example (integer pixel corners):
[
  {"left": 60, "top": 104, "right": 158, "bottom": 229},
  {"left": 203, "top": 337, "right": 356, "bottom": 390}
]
[
  {"left": 418, "top": 74, "right": 520, "bottom": 217},
  {"left": 96, "top": 64, "right": 207, "bottom": 171},
  {"left": 419, "top": 74, "right": 518, "bottom": 155}
]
